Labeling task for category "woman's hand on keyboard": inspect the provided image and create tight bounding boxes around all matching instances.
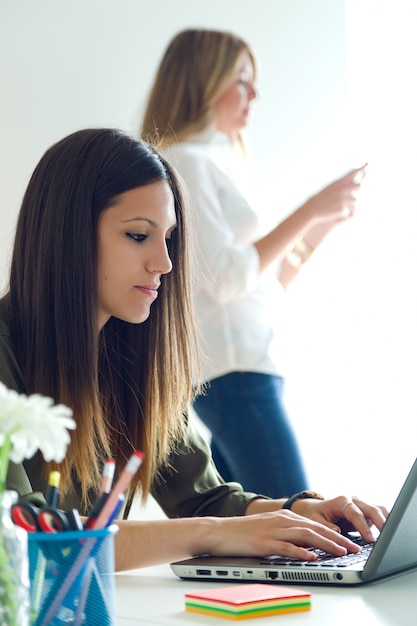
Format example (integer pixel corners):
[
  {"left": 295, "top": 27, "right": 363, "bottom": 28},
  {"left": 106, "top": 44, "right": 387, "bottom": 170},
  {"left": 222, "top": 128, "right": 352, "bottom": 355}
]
[
  {"left": 286, "top": 496, "right": 387, "bottom": 544},
  {"left": 245, "top": 495, "right": 388, "bottom": 546},
  {"left": 208, "top": 508, "right": 363, "bottom": 561}
]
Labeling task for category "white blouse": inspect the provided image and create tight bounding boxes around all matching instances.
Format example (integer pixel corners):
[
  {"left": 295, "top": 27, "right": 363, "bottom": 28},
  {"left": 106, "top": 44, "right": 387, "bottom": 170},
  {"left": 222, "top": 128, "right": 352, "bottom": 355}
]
[{"left": 165, "top": 129, "right": 286, "bottom": 383}]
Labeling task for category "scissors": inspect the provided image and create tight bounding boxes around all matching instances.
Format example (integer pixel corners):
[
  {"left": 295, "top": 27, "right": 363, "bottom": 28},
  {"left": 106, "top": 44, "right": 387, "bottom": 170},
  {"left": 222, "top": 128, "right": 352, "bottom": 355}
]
[{"left": 11, "top": 501, "right": 83, "bottom": 533}]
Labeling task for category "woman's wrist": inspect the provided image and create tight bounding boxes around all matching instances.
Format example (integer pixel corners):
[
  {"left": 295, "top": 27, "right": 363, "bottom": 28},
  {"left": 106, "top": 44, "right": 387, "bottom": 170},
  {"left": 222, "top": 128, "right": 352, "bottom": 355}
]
[
  {"left": 282, "top": 490, "right": 325, "bottom": 512},
  {"left": 286, "top": 238, "right": 315, "bottom": 268},
  {"left": 297, "top": 198, "right": 320, "bottom": 225},
  {"left": 244, "top": 497, "right": 285, "bottom": 515}
]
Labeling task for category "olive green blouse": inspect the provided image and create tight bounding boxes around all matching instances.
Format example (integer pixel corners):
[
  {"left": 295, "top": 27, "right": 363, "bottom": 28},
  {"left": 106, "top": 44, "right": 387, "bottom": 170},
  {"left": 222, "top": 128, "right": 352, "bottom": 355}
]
[{"left": 0, "top": 318, "right": 263, "bottom": 518}]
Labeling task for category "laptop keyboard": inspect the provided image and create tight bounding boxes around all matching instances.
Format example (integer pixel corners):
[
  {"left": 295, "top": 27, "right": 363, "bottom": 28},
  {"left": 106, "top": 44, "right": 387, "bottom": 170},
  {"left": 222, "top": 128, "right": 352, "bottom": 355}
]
[{"left": 261, "top": 536, "right": 374, "bottom": 568}]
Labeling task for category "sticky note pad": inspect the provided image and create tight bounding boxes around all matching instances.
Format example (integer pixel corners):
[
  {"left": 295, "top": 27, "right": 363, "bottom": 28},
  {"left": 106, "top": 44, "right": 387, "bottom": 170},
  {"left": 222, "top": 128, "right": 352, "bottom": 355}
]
[{"left": 185, "top": 583, "right": 311, "bottom": 620}]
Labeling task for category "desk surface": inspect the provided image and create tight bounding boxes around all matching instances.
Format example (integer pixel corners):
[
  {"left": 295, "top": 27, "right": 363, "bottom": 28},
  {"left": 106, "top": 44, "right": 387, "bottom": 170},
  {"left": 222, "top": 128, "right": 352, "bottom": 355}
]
[{"left": 115, "top": 563, "right": 417, "bottom": 625}]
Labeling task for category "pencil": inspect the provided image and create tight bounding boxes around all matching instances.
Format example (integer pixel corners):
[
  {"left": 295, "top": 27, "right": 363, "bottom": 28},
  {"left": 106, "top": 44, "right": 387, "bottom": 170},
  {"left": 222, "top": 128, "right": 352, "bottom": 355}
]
[
  {"left": 93, "top": 451, "right": 143, "bottom": 530},
  {"left": 101, "top": 459, "right": 115, "bottom": 494}
]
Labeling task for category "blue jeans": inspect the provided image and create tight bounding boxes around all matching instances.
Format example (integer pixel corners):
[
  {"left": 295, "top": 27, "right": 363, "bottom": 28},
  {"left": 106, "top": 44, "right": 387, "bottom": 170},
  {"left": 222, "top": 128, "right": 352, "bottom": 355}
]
[{"left": 193, "top": 372, "right": 309, "bottom": 498}]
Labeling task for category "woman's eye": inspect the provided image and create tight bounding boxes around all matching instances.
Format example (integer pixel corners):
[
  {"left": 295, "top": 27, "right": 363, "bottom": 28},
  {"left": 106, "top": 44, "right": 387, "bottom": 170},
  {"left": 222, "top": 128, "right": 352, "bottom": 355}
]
[
  {"left": 238, "top": 78, "right": 254, "bottom": 90},
  {"left": 127, "top": 232, "right": 147, "bottom": 243}
]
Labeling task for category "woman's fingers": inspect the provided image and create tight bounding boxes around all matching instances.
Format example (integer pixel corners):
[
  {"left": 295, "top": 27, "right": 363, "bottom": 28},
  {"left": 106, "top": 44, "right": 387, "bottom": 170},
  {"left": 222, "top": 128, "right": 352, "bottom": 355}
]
[
  {"left": 212, "top": 510, "right": 362, "bottom": 561},
  {"left": 340, "top": 496, "right": 388, "bottom": 541}
]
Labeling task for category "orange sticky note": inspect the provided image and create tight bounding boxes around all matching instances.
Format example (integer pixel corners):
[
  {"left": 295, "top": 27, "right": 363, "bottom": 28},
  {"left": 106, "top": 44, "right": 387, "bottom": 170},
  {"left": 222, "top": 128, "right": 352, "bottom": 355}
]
[{"left": 185, "top": 583, "right": 311, "bottom": 620}]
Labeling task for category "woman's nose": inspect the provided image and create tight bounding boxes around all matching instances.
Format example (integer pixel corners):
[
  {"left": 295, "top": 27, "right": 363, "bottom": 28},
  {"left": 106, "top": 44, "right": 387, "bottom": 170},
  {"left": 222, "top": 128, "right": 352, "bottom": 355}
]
[
  {"left": 148, "top": 242, "right": 173, "bottom": 275},
  {"left": 248, "top": 83, "right": 257, "bottom": 100}
]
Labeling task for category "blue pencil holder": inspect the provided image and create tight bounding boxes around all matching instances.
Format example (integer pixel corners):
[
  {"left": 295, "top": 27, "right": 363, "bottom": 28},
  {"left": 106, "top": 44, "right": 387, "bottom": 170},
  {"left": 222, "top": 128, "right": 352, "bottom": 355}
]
[{"left": 28, "top": 525, "right": 118, "bottom": 626}]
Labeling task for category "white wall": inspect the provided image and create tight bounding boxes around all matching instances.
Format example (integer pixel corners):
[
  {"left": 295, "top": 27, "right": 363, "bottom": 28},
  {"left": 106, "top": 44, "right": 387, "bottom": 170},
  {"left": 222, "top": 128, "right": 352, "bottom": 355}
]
[
  {"left": 284, "top": 0, "right": 417, "bottom": 507},
  {"left": 1, "top": 0, "right": 415, "bottom": 512},
  {"left": 0, "top": 0, "right": 348, "bottom": 289}
]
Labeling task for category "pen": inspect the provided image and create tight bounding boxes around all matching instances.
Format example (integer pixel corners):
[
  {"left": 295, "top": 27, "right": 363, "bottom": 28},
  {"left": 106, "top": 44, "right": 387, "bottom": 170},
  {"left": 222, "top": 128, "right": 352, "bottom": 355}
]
[
  {"left": 93, "top": 451, "right": 144, "bottom": 530},
  {"left": 106, "top": 493, "right": 125, "bottom": 527}
]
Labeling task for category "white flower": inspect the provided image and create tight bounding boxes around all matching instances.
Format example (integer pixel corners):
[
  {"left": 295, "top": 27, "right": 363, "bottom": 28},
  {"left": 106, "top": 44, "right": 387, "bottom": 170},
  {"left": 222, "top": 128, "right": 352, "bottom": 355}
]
[{"left": 0, "top": 381, "right": 76, "bottom": 464}]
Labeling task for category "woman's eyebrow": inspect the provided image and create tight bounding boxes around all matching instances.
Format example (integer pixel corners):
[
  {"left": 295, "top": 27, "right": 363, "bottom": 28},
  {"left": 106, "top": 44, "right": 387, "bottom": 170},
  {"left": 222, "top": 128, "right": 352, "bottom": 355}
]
[
  {"left": 121, "top": 216, "right": 177, "bottom": 230},
  {"left": 121, "top": 216, "right": 156, "bottom": 226}
]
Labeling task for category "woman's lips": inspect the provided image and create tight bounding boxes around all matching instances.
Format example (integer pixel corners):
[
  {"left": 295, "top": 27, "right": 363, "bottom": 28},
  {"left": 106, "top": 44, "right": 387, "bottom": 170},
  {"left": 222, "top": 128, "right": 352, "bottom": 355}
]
[{"left": 136, "top": 285, "right": 159, "bottom": 298}]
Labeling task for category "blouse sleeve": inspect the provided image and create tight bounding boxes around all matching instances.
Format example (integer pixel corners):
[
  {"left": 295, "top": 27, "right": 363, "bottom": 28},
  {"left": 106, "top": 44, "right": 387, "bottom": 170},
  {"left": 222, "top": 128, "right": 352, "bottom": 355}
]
[
  {"left": 167, "top": 146, "right": 260, "bottom": 305},
  {"left": 0, "top": 321, "right": 46, "bottom": 505},
  {"left": 151, "top": 417, "right": 268, "bottom": 518}
]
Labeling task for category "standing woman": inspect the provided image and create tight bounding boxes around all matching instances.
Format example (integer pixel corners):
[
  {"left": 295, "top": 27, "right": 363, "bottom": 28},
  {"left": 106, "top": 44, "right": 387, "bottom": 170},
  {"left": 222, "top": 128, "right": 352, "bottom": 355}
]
[{"left": 141, "top": 29, "right": 366, "bottom": 498}]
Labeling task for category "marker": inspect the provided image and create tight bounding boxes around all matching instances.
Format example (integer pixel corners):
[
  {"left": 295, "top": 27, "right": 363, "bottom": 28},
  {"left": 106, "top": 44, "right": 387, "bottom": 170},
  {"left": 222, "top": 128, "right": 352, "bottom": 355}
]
[
  {"left": 93, "top": 451, "right": 144, "bottom": 530},
  {"left": 45, "top": 471, "right": 61, "bottom": 508}
]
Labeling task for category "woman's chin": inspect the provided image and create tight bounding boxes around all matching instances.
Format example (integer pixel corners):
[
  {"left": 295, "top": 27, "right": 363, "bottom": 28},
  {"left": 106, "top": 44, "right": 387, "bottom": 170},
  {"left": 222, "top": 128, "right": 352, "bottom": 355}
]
[{"left": 114, "top": 308, "right": 152, "bottom": 325}]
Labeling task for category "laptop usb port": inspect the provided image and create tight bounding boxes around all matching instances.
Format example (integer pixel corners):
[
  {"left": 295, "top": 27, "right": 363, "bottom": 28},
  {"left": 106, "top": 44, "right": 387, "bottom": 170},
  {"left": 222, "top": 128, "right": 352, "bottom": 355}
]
[{"left": 196, "top": 569, "right": 211, "bottom": 576}]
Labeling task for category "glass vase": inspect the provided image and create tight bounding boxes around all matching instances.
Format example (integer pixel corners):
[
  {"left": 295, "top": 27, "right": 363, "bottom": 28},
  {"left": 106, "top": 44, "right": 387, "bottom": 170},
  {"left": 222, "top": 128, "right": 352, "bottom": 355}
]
[{"left": 0, "top": 490, "right": 30, "bottom": 626}]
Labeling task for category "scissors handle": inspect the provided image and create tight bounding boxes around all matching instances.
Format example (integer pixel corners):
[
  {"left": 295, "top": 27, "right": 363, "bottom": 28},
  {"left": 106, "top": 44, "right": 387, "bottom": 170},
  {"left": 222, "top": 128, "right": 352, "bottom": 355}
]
[
  {"left": 38, "top": 507, "right": 70, "bottom": 532},
  {"left": 11, "top": 502, "right": 40, "bottom": 532},
  {"left": 11, "top": 502, "right": 81, "bottom": 532}
]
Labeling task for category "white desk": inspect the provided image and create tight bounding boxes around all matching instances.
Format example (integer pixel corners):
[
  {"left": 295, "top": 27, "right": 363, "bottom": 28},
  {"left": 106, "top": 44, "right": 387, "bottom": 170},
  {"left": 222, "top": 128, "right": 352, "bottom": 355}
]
[{"left": 115, "top": 563, "right": 417, "bottom": 625}]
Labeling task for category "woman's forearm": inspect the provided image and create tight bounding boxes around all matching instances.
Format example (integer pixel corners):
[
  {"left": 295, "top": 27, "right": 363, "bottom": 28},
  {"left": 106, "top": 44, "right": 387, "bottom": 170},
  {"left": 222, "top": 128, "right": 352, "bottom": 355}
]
[
  {"left": 113, "top": 516, "right": 215, "bottom": 571},
  {"left": 253, "top": 204, "right": 315, "bottom": 271},
  {"left": 113, "top": 491, "right": 387, "bottom": 572}
]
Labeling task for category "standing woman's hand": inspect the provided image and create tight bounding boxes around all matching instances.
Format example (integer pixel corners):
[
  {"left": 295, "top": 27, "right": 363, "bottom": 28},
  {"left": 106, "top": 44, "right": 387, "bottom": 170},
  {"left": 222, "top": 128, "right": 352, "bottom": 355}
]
[
  {"left": 278, "top": 164, "right": 367, "bottom": 287},
  {"left": 255, "top": 164, "right": 367, "bottom": 275},
  {"left": 301, "top": 164, "right": 367, "bottom": 225}
]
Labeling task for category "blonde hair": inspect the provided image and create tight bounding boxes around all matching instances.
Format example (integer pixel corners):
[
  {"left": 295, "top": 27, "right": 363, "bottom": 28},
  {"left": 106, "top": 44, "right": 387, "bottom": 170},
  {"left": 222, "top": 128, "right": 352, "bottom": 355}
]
[{"left": 141, "top": 28, "right": 257, "bottom": 148}]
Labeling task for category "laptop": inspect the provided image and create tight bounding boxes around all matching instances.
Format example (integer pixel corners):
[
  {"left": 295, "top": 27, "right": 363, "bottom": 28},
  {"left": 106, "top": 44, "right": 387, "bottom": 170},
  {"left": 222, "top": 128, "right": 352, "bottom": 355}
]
[{"left": 171, "top": 457, "right": 417, "bottom": 586}]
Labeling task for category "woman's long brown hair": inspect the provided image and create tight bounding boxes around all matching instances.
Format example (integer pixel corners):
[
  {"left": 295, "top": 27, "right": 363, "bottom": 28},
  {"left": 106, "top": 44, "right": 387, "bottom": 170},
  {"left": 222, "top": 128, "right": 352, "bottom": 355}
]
[{"left": 2, "top": 128, "right": 200, "bottom": 509}]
